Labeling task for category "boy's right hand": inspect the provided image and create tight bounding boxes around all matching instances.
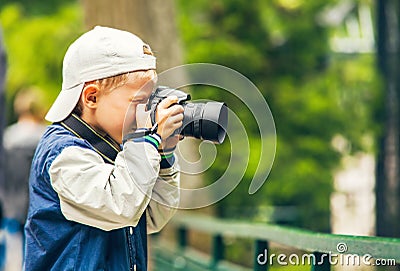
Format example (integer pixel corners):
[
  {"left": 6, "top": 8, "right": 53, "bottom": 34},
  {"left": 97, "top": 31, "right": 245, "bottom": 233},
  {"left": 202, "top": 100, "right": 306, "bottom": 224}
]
[{"left": 155, "top": 96, "right": 184, "bottom": 141}]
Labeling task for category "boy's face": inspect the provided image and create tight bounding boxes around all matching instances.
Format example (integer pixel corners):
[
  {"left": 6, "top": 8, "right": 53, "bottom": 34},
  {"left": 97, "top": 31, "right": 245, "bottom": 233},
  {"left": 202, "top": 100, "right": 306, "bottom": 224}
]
[{"left": 92, "top": 72, "right": 156, "bottom": 144}]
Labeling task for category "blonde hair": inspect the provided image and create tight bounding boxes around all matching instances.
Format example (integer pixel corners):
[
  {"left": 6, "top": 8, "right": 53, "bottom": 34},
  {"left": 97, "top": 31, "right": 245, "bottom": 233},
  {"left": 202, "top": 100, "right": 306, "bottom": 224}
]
[{"left": 72, "top": 69, "right": 157, "bottom": 116}]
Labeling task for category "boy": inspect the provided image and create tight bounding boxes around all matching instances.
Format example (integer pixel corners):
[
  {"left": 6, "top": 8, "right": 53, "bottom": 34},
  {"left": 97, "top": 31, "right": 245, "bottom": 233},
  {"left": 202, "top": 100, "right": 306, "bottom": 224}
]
[{"left": 24, "top": 26, "right": 184, "bottom": 270}]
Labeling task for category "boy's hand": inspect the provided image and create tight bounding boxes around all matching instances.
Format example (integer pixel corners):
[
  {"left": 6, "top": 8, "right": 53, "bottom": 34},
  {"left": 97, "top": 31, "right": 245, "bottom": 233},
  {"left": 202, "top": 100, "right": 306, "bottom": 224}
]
[
  {"left": 156, "top": 96, "right": 184, "bottom": 142},
  {"left": 133, "top": 96, "right": 183, "bottom": 151}
]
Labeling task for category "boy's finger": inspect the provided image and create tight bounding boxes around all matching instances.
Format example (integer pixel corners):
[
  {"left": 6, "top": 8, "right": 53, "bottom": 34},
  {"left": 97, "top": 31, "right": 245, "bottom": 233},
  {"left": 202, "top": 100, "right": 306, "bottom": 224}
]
[
  {"left": 157, "top": 96, "right": 179, "bottom": 109},
  {"left": 168, "top": 104, "right": 184, "bottom": 115}
]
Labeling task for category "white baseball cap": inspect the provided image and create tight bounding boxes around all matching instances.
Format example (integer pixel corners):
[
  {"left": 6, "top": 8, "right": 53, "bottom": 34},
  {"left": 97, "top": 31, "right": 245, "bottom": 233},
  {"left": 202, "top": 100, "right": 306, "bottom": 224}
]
[{"left": 45, "top": 26, "right": 156, "bottom": 122}]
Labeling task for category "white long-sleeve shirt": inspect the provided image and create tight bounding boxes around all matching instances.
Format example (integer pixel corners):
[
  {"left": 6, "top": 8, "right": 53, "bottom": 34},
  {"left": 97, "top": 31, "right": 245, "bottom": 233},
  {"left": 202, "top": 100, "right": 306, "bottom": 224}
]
[{"left": 49, "top": 140, "right": 180, "bottom": 232}]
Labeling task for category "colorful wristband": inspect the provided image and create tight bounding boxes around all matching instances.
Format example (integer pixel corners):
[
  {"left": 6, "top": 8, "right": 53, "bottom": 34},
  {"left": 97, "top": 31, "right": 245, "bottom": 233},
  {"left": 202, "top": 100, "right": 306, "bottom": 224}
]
[
  {"left": 125, "top": 133, "right": 162, "bottom": 150},
  {"left": 160, "top": 153, "right": 175, "bottom": 169}
]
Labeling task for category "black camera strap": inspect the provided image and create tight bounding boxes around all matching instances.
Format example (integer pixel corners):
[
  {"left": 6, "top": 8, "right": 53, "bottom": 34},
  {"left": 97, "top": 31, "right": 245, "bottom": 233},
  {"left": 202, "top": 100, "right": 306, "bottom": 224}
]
[{"left": 59, "top": 114, "right": 121, "bottom": 164}]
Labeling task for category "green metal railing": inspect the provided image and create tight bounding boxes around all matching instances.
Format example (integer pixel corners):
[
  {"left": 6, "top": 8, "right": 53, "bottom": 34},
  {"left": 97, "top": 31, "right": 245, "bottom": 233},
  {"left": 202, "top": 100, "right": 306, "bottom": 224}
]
[{"left": 152, "top": 213, "right": 400, "bottom": 271}]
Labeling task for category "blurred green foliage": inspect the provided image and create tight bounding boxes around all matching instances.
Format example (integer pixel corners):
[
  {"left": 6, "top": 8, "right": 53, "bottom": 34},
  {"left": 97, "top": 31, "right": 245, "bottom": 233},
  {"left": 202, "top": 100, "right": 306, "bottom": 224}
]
[
  {"left": 1, "top": 0, "right": 72, "bottom": 16},
  {"left": 0, "top": 1, "right": 82, "bottom": 120},
  {"left": 177, "top": 0, "right": 380, "bottom": 231},
  {"left": 0, "top": 0, "right": 380, "bottom": 233}
]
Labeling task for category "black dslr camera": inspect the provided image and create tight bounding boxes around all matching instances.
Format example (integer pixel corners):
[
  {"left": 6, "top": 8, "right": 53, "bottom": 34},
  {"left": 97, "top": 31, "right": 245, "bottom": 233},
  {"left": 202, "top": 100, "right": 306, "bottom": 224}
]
[{"left": 146, "top": 86, "right": 228, "bottom": 144}]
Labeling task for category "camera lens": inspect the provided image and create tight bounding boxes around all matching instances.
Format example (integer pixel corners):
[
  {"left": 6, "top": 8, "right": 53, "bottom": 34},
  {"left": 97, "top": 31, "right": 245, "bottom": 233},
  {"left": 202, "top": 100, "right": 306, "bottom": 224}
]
[{"left": 178, "top": 102, "right": 228, "bottom": 144}]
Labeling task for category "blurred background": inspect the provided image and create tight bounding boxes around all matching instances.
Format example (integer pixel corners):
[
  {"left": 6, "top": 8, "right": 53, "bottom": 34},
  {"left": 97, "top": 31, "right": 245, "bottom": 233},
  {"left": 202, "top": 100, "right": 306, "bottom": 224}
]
[{"left": 0, "top": 0, "right": 399, "bottom": 270}]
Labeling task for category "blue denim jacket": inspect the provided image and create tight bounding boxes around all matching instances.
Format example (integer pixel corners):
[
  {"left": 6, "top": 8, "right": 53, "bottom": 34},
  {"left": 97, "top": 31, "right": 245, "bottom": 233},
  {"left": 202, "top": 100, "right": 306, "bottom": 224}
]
[{"left": 24, "top": 124, "right": 147, "bottom": 271}]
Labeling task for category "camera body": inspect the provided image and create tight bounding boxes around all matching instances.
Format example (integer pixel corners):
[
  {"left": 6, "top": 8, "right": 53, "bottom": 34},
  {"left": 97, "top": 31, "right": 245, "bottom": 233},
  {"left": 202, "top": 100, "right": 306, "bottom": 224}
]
[
  {"left": 146, "top": 86, "right": 191, "bottom": 112},
  {"left": 146, "top": 86, "right": 227, "bottom": 144}
]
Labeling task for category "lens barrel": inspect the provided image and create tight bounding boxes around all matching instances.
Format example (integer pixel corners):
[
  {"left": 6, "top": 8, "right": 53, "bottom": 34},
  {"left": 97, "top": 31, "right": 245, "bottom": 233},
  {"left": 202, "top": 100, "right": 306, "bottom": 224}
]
[{"left": 178, "top": 102, "right": 228, "bottom": 144}]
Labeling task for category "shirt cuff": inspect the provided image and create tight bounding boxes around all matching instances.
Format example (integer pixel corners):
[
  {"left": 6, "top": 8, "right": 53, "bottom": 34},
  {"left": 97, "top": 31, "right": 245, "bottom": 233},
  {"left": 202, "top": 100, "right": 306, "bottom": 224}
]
[
  {"left": 160, "top": 153, "right": 175, "bottom": 169},
  {"left": 130, "top": 133, "right": 162, "bottom": 150}
]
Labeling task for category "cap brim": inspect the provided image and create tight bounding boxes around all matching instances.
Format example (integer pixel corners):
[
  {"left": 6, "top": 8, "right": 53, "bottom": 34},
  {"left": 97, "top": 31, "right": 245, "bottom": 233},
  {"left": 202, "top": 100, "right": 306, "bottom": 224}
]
[{"left": 45, "top": 83, "right": 84, "bottom": 122}]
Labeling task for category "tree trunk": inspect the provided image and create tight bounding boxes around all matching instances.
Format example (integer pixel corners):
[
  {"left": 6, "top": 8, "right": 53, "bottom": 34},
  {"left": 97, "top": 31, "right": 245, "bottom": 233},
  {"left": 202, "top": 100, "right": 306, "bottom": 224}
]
[
  {"left": 82, "top": 0, "right": 183, "bottom": 72},
  {"left": 376, "top": 0, "right": 400, "bottom": 244}
]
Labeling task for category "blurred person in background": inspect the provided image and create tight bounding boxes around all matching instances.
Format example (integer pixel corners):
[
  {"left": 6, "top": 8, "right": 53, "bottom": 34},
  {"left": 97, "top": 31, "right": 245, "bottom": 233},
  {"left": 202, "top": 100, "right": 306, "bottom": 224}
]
[{"left": 1, "top": 87, "right": 46, "bottom": 271}]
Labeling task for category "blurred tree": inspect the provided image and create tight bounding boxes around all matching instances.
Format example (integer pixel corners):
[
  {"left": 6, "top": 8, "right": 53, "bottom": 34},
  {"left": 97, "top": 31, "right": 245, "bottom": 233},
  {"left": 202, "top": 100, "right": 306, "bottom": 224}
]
[
  {"left": 376, "top": 0, "right": 400, "bottom": 239},
  {"left": 177, "top": 0, "right": 379, "bottom": 231},
  {"left": 82, "top": 0, "right": 183, "bottom": 72},
  {"left": 0, "top": 0, "right": 71, "bottom": 16},
  {"left": 0, "top": 2, "right": 82, "bottom": 121}
]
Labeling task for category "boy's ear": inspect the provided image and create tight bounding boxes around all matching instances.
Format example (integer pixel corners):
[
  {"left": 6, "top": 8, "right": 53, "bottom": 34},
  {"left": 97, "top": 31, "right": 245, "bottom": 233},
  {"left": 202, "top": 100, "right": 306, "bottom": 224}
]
[{"left": 82, "top": 84, "right": 100, "bottom": 109}]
